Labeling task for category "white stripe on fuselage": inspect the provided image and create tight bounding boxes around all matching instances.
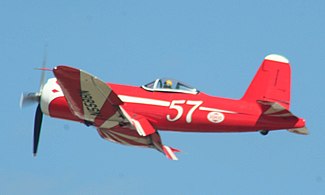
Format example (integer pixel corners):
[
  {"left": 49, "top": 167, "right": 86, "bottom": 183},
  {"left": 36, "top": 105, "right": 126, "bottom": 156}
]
[
  {"left": 118, "top": 95, "right": 237, "bottom": 114},
  {"left": 119, "top": 95, "right": 170, "bottom": 107},
  {"left": 199, "top": 107, "right": 237, "bottom": 114}
]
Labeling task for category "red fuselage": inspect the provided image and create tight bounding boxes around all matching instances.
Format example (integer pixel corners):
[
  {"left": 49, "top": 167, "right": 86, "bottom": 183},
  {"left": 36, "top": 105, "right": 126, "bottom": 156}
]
[
  {"left": 25, "top": 54, "right": 308, "bottom": 159},
  {"left": 45, "top": 82, "right": 305, "bottom": 133}
]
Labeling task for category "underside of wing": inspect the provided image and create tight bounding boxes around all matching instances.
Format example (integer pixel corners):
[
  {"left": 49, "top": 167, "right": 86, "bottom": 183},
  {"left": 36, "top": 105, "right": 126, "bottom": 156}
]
[
  {"left": 54, "top": 65, "right": 180, "bottom": 160},
  {"left": 98, "top": 127, "right": 180, "bottom": 160},
  {"left": 53, "top": 66, "right": 124, "bottom": 128}
]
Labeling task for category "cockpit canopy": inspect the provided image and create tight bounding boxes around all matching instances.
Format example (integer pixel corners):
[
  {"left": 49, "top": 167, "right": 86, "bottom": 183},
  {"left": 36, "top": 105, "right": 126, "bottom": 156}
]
[{"left": 142, "top": 78, "right": 199, "bottom": 94}]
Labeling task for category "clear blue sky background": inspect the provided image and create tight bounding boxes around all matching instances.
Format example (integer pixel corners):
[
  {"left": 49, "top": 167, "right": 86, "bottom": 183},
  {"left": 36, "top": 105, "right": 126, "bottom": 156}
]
[{"left": 1, "top": 0, "right": 324, "bottom": 194}]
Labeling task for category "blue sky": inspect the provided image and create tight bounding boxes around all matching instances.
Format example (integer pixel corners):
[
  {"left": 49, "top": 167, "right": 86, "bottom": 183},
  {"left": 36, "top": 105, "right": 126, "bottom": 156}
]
[{"left": 1, "top": 0, "right": 324, "bottom": 194}]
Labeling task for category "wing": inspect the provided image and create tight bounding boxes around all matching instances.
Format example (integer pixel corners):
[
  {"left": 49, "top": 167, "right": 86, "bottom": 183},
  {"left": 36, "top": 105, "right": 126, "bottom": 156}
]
[
  {"left": 53, "top": 65, "right": 180, "bottom": 159},
  {"left": 98, "top": 127, "right": 180, "bottom": 160},
  {"left": 53, "top": 65, "right": 124, "bottom": 129},
  {"left": 118, "top": 107, "right": 180, "bottom": 160}
]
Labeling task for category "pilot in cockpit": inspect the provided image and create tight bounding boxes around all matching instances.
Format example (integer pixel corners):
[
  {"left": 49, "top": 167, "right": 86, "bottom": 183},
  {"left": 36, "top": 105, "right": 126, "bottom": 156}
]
[{"left": 163, "top": 80, "right": 173, "bottom": 89}]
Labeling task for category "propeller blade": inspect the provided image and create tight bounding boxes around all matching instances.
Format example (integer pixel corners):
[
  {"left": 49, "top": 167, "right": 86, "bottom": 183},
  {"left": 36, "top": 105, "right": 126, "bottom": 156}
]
[
  {"left": 39, "top": 45, "right": 48, "bottom": 93},
  {"left": 33, "top": 104, "right": 43, "bottom": 156},
  {"left": 20, "top": 92, "right": 40, "bottom": 108}
]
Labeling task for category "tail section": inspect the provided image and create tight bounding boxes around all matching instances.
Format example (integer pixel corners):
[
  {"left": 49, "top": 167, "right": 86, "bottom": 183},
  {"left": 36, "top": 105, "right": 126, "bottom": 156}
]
[
  {"left": 257, "top": 100, "right": 308, "bottom": 135},
  {"left": 241, "top": 54, "right": 308, "bottom": 134},
  {"left": 241, "top": 54, "right": 291, "bottom": 109}
]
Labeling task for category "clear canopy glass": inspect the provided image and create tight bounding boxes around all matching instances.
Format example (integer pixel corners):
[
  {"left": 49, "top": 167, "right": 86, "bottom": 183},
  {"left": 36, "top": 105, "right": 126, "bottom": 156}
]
[{"left": 142, "top": 78, "right": 199, "bottom": 94}]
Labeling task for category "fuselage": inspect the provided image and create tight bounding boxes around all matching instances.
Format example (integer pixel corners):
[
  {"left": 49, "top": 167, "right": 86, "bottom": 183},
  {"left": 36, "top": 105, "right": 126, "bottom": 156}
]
[
  {"left": 40, "top": 78, "right": 305, "bottom": 133},
  {"left": 23, "top": 55, "right": 308, "bottom": 159}
]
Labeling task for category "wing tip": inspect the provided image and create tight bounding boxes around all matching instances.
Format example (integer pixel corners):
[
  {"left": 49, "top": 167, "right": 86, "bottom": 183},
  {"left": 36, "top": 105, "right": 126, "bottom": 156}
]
[{"left": 163, "top": 146, "right": 180, "bottom": 160}]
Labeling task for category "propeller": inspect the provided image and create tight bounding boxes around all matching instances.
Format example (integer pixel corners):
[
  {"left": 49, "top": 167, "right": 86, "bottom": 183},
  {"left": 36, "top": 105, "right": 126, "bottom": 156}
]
[
  {"left": 33, "top": 104, "right": 43, "bottom": 156},
  {"left": 20, "top": 48, "right": 48, "bottom": 156}
]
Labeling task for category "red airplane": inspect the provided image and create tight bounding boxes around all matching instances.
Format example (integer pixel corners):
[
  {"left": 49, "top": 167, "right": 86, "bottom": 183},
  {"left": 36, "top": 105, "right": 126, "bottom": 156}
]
[{"left": 21, "top": 54, "right": 308, "bottom": 160}]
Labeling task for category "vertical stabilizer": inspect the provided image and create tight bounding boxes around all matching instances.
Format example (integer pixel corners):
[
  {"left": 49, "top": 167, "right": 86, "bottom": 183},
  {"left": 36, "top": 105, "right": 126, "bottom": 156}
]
[{"left": 241, "top": 54, "right": 291, "bottom": 109}]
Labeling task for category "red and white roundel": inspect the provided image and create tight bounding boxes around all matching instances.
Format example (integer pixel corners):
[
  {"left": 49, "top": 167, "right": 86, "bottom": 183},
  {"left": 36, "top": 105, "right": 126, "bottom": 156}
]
[{"left": 207, "top": 112, "right": 224, "bottom": 123}]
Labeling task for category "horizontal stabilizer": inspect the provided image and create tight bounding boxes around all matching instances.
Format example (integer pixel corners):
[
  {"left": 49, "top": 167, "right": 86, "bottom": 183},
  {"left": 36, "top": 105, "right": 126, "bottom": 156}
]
[
  {"left": 258, "top": 100, "right": 294, "bottom": 117},
  {"left": 288, "top": 127, "right": 309, "bottom": 135},
  {"left": 258, "top": 100, "right": 308, "bottom": 135}
]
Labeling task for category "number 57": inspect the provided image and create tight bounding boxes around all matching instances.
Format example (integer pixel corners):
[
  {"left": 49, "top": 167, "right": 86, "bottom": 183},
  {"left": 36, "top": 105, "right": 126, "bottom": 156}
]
[{"left": 166, "top": 100, "right": 203, "bottom": 123}]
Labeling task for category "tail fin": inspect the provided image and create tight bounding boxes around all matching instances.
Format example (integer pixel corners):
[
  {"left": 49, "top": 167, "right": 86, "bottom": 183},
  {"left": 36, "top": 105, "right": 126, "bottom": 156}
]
[{"left": 241, "top": 54, "right": 291, "bottom": 109}]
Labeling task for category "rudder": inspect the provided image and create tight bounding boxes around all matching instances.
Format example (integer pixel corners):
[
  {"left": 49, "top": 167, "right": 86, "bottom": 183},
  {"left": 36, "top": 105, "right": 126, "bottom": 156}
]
[{"left": 241, "top": 54, "right": 291, "bottom": 109}]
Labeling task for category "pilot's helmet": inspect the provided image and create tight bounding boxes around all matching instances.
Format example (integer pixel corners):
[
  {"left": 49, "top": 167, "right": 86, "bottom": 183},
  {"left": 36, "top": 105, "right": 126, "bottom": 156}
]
[{"left": 165, "top": 80, "right": 172, "bottom": 88}]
